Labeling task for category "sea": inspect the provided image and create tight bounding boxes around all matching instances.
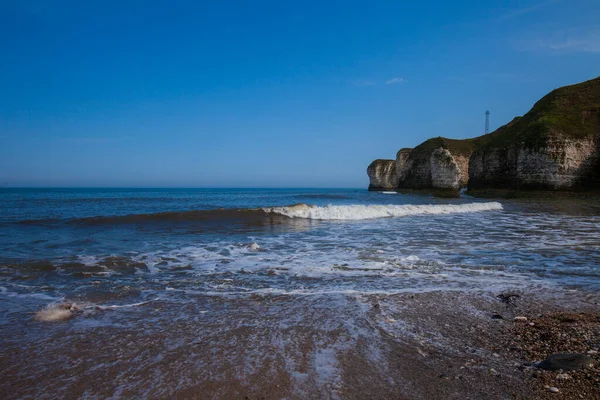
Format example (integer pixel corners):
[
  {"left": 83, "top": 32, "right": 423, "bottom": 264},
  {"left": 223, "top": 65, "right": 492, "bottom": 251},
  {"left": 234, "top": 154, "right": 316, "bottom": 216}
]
[{"left": 1, "top": 188, "right": 599, "bottom": 397}]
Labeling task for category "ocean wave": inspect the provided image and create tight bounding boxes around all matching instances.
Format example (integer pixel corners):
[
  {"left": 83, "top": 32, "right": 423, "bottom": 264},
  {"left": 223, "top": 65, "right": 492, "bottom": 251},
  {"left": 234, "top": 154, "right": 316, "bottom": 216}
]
[
  {"left": 17, "top": 208, "right": 271, "bottom": 226},
  {"left": 16, "top": 202, "right": 503, "bottom": 226},
  {"left": 265, "top": 202, "right": 503, "bottom": 220}
]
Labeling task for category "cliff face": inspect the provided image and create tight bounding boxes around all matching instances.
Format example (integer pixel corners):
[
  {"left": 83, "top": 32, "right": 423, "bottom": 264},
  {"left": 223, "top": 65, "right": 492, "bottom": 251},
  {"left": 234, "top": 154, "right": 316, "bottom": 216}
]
[
  {"left": 469, "top": 137, "right": 599, "bottom": 189},
  {"left": 430, "top": 149, "right": 463, "bottom": 189},
  {"left": 395, "top": 148, "right": 413, "bottom": 182},
  {"left": 469, "top": 77, "right": 600, "bottom": 190},
  {"left": 394, "top": 137, "right": 485, "bottom": 191},
  {"left": 367, "top": 159, "right": 397, "bottom": 190},
  {"left": 367, "top": 76, "right": 600, "bottom": 192},
  {"left": 368, "top": 138, "right": 480, "bottom": 191}
]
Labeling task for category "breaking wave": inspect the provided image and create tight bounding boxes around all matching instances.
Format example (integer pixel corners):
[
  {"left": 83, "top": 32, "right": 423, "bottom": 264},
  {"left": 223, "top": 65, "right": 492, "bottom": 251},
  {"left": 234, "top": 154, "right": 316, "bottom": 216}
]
[
  {"left": 16, "top": 202, "right": 503, "bottom": 226},
  {"left": 265, "top": 202, "right": 503, "bottom": 220}
]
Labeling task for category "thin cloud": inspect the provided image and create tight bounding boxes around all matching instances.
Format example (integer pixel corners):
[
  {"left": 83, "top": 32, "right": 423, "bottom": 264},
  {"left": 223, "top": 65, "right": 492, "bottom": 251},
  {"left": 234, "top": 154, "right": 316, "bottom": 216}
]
[
  {"left": 385, "top": 77, "right": 405, "bottom": 85},
  {"left": 517, "top": 28, "right": 600, "bottom": 53},
  {"left": 498, "top": 0, "right": 560, "bottom": 20}
]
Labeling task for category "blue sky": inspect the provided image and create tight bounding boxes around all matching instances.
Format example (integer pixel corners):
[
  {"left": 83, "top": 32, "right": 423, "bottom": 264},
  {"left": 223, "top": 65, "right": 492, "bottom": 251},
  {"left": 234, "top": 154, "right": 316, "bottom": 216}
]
[{"left": 1, "top": 0, "right": 599, "bottom": 187}]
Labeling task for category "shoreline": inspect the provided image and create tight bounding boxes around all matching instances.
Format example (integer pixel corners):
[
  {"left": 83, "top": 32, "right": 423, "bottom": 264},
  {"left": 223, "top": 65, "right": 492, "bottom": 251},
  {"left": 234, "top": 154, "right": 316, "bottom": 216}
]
[{"left": 1, "top": 286, "right": 598, "bottom": 399}]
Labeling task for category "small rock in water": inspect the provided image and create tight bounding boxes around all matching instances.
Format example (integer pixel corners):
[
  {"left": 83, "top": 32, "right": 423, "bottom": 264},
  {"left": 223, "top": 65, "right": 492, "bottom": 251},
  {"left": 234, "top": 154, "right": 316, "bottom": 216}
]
[
  {"left": 514, "top": 316, "right": 528, "bottom": 322},
  {"left": 491, "top": 313, "right": 503, "bottom": 320},
  {"left": 587, "top": 349, "right": 598, "bottom": 355},
  {"left": 538, "top": 353, "right": 598, "bottom": 371},
  {"left": 497, "top": 292, "right": 520, "bottom": 305},
  {"left": 549, "top": 387, "right": 559, "bottom": 393},
  {"left": 247, "top": 242, "right": 261, "bottom": 251}
]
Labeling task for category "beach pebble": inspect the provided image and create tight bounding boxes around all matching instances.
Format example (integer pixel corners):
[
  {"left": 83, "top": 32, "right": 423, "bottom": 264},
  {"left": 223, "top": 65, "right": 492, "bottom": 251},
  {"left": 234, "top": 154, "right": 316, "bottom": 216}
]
[
  {"left": 514, "top": 316, "right": 528, "bottom": 322},
  {"left": 587, "top": 349, "right": 598, "bottom": 355},
  {"left": 548, "top": 387, "right": 559, "bottom": 393},
  {"left": 555, "top": 373, "right": 571, "bottom": 380}
]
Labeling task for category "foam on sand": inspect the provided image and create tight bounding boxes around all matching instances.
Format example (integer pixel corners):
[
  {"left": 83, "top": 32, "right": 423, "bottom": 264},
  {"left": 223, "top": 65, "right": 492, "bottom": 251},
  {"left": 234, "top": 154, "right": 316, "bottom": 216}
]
[
  {"left": 266, "top": 202, "right": 503, "bottom": 220},
  {"left": 34, "top": 300, "right": 152, "bottom": 322},
  {"left": 35, "top": 302, "right": 80, "bottom": 322}
]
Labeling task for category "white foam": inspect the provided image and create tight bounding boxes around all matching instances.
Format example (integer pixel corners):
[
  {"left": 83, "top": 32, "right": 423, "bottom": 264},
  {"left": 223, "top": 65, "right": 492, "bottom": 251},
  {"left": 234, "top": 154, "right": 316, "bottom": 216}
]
[
  {"left": 77, "top": 254, "right": 101, "bottom": 266},
  {"left": 381, "top": 191, "right": 397, "bottom": 194},
  {"left": 35, "top": 302, "right": 79, "bottom": 322},
  {"left": 95, "top": 300, "right": 152, "bottom": 310},
  {"left": 266, "top": 202, "right": 503, "bottom": 220},
  {"left": 34, "top": 299, "right": 153, "bottom": 322},
  {"left": 247, "top": 242, "right": 261, "bottom": 251}
]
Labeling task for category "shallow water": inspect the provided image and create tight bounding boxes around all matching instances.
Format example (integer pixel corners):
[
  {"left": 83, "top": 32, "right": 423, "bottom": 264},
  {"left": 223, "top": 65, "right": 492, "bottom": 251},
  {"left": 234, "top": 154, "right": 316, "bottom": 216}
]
[{"left": 0, "top": 188, "right": 599, "bottom": 397}]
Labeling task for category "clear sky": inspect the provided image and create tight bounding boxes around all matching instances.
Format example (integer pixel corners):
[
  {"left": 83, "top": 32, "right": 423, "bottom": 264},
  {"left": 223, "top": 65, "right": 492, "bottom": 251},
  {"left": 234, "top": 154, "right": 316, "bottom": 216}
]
[{"left": 1, "top": 0, "right": 599, "bottom": 188}]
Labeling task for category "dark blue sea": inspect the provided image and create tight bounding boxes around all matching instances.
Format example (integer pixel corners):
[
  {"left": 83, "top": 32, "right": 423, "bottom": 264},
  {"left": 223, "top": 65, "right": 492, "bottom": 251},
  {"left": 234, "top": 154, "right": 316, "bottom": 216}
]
[{"left": 1, "top": 188, "right": 599, "bottom": 397}]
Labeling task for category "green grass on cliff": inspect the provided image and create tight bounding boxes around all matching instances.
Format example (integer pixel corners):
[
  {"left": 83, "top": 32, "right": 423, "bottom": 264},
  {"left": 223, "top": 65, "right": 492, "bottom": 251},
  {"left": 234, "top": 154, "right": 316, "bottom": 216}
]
[
  {"left": 406, "top": 77, "right": 600, "bottom": 158},
  {"left": 410, "top": 135, "right": 488, "bottom": 159},
  {"left": 384, "top": 77, "right": 599, "bottom": 168},
  {"left": 481, "top": 76, "right": 600, "bottom": 151}
]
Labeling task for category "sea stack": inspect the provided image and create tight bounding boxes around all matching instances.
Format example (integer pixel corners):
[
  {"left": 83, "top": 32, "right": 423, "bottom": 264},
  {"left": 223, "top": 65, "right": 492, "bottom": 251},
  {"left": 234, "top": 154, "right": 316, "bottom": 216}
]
[{"left": 367, "top": 159, "right": 397, "bottom": 190}]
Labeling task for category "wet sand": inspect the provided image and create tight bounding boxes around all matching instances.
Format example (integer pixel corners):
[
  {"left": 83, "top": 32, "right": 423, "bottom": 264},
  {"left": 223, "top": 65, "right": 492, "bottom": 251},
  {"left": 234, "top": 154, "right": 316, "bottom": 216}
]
[{"left": 1, "top": 288, "right": 599, "bottom": 399}]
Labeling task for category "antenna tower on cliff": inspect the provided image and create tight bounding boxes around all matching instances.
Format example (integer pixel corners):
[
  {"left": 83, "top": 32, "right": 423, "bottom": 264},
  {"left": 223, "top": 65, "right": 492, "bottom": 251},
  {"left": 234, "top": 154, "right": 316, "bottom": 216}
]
[{"left": 485, "top": 110, "right": 490, "bottom": 134}]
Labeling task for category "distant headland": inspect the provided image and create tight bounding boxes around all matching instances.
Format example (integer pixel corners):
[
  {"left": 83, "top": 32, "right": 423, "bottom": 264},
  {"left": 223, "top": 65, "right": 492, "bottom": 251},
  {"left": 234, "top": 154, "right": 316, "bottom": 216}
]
[{"left": 368, "top": 76, "right": 600, "bottom": 193}]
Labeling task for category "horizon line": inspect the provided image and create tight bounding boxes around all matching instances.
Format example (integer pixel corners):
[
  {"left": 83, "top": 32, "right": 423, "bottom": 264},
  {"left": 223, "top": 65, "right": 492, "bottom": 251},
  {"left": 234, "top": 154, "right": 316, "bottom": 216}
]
[{"left": 0, "top": 186, "right": 366, "bottom": 190}]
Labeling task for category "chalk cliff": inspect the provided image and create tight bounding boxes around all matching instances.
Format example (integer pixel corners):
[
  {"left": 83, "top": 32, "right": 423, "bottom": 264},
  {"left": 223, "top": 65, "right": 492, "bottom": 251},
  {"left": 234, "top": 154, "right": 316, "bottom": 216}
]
[
  {"left": 368, "top": 137, "right": 485, "bottom": 191},
  {"left": 396, "top": 137, "right": 483, "bottom": 190},
  {"left": 468, "top": 77, "right": 600, "bottom": 190},
  {"left": 367, "top": 76, "right": 600, "bottom": 192},
  {"left": 367, "top": 159, "right": 397, "bottom": 190}
]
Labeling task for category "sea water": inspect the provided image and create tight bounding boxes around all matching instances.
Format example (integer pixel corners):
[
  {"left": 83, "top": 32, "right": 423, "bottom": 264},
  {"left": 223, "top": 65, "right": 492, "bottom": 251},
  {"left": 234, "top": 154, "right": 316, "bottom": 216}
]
[
  {"left": 0, "top": 188, "right": 599, "bottom": 397},
  {"left": 1, "top": 188, "right": 598, "bottom": 296}
]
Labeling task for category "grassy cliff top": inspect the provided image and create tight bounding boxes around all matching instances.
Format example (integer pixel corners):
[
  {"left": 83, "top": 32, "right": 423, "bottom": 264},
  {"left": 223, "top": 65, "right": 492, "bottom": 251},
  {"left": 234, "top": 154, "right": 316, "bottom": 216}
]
[
  {"left": 410, "top": 135, "right": 489, "bottom": 159},
  {"left": 481, "top": 76, "right": 600, "bottom": 150},
  {"left": 386, "top": 77, "right": 600, "bottom": 163}
]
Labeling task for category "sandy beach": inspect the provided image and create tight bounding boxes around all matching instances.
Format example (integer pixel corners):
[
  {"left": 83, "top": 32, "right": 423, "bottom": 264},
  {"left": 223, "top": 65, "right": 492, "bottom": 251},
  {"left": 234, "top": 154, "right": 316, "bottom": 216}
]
[{"left": 1, "top": 286, "right": 598, "bottom": 399}]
